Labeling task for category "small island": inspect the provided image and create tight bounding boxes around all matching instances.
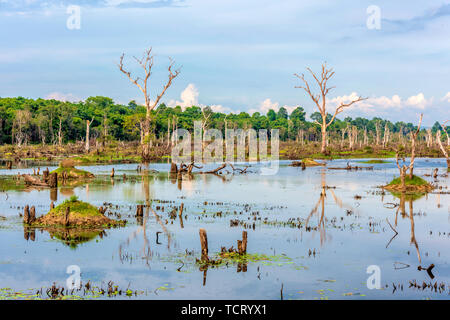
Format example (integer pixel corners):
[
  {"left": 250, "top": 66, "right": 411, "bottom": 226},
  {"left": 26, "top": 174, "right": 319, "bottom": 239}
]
[
  {"left": 50, "top": 160, "right": 94, "bottom": 180},
  {"left": 383, "top": 174, "right": 434, "bottom": 193},
  {"left": 29, "top": 197, "right": 125, "bottom": 228}
]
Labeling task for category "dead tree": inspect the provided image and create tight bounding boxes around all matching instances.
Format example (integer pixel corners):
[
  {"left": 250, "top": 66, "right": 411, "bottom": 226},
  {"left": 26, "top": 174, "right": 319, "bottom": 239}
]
[
  {"left": 85, "top": 117, "right": 94, "bottom": 153},
  {"left": 375, "top": 121, "right": 381, "bottom": 146},
  {"left": 440, "top": 120, "right": 449, "bottom": 146},
  {"left": 118, "top": 47, "right": 180, "bottom": 160},
  {"left": 426, "top": 129, "right": 433, "bottom": 148},
  {"left": 382, "top": 123, "right": 390, "bottom": 148},
  {"left": 395, "top": 114, "right": 423, "bottom": 188},
  {"left": 436, "top": 129, "right": 449, "bottom": 170},
  {"left": 294, "top": 63, "right": 366, "bottom": 153},
  {"left": 408, "top": 114, "right": 423, "bottom": 179}
]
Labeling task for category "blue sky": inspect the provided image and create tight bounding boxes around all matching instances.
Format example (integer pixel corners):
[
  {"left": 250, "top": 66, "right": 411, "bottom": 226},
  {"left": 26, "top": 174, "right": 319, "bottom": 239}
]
[{"left": 0, "top": 0, "right": 449, "bottom": 125}]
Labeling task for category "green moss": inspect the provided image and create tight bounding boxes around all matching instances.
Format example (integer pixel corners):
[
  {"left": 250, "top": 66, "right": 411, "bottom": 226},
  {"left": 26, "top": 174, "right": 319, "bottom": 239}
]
[{"left": 388, "top": 175, "right": 429, "bottom": 186}]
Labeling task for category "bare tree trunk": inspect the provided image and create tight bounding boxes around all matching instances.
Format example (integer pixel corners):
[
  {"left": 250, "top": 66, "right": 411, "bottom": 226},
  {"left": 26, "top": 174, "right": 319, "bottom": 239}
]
[
  {"left": 321, "top": 126, "right": 327, "bottom": 153},
  {"left": 375, "top": 122, "right": 381, "bottom": 146},
  {"left": 58, "top": 118, "right": 63, "bottom": 146},
  {"left": 363, "top": 127, "right": 367, "bottom": 146},
  {"left": 426, "top": 129, "right": 433, "bottom": 148},
  {"left": 167, "top": 117, "right": 171, "bottom": 147},
  {"left": 85, "top": 119, "right": 93, "bottom": 153},
  {"left": 437, "top": 130, "right": 449, "bottom": 170}
]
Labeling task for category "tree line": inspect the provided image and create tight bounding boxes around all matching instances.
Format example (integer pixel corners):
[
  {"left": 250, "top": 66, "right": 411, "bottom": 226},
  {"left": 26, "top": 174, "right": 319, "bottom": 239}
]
[{"left": 0, "top": 95, "right": 448, "bottom": 147}]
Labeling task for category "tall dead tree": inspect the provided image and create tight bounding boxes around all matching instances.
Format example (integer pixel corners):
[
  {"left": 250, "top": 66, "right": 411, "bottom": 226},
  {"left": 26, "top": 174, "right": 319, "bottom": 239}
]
[
  {"left": 118, "top": 47, "right": 180, "bottom": 160},
  {"left": 436, "top": 125, "right": 449, "bottom": 170},
  {"left": 441, "top": 120, "right": 449, "bottom": 146},
  {"left": 85, "top": 117, "right": 94, "bottom": 153},
  {"left": 375, "top": 121, "right": 381, "bottom": 146},
  {"left": 294, "top": 63, "right": 366, "bottom": 153},
  {"left": 426, "top": 129, "right": 433, "bottom": 148},
  {"left": 395, "top": 114, "right": 423, "bottom": 188}
]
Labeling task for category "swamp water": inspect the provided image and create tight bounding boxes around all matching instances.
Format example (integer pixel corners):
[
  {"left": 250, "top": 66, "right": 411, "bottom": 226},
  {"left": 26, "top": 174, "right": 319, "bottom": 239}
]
[{"left": 0, "top": 159, "right": 448, "bottom": 300}]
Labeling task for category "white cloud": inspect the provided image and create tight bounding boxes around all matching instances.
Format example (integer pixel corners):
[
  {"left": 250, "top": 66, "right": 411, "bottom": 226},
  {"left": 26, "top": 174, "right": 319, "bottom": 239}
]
[
  {"left": 45, "top": 92, "right": 81, "bottom": 102},
  {"left": 168, "top": 83, "right": 233, "bottom": 113},
  {"left": 441, "top": 92, "right": 450, "bottom": 102},
  {"left": 327, "top": 92, "right": 433, "bottom": 113},
  {"left": 168, "top": 83, "right": 198, "bottom": 109},
  {"left": 248, "top": 98, "right": 297, "bottom": 115}
]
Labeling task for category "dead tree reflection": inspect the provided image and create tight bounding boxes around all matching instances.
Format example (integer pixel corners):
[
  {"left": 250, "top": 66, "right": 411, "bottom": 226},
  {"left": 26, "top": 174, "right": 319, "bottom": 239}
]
[{"left": 305, "top": 169, "right": 357, "bottom": 246}]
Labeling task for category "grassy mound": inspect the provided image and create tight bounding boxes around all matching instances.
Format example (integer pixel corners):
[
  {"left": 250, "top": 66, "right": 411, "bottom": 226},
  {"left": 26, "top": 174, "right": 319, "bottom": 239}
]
[
  {"left": 51, "top": 166, "right": 94, "bottom": 179},
  {"left": 383, "top": 175, "right": 434, "bottom": 193},
  {"left": 32, "top": 197, "right": 125, "bottom": 227}
]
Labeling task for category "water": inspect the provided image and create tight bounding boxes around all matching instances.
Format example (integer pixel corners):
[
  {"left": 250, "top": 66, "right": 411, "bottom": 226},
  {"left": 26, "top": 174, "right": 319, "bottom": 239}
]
[{"left": 0, "top": 159, "right": 448, "bottom": 300}]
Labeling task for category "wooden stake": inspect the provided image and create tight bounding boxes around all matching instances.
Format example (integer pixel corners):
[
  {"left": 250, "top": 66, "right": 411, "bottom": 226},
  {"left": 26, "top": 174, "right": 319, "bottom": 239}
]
[
  {"left": 199, "top": 228, "right": 209, "bottom": 261},
  {"left": 242, "top": 231, "right": 247, "bottom": 254},
  {"left": 49, "top": 172, "right": 58, "bottom": 188},
  {"left": 29, "top": 206, "right": 36, "bottom": 224},
  {"left": 23, "top": 205, "right": 30, "bottom": 224}
]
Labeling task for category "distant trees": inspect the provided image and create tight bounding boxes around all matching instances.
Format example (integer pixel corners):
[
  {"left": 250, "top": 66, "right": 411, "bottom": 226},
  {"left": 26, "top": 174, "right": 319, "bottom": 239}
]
[
  {"left": 0, "top": 96, "right": 449, "bottom": 152},
  {"left": 295, "top": 63, "right": 366, "bottom": 153}
]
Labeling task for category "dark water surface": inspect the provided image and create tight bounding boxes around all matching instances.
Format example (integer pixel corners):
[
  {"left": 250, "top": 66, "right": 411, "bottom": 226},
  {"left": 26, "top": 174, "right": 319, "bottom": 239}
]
[{"left": 0, "top": 159, "right": 448, "bottom": 300}]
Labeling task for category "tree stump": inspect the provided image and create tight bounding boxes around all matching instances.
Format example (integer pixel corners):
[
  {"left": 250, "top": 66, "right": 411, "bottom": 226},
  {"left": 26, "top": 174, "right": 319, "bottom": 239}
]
[
  {"left": 242, "top": 231, "right": 247, "bottom": 254},
  {"left": 23, "top": 205, "right": 30, "bottom": 224},
  {"left": 64, "top": 207, "right": 70, "bottom": 226},
  {"left": 6, "top": 161, "right": 12, "bottom": 170},
  {"left": 50, "top": 202, "right": 54, "bottom": 210},
  {"left": 29, "top": 206, "right": 36, "bottom": 224},
  {"left": 237, "top": 231, "right": 248, "bottom": 255},
  {"left": 49, "top": 173, "right": 58, "bottom": 188},
  {"left": 199, "top": 228, "right": 209, "bottom": 261},
  {"left": 170, "top": 162, "right": 178, "bottom": 174},
  {"left": 136, "top": 205, "right": 144, "bottom": 217},
  {"left": 43, "top": 168, "right": 49, "bottom": 183},
  {"left": 111, "top": 168, "right": 115, "bottom": 178}
]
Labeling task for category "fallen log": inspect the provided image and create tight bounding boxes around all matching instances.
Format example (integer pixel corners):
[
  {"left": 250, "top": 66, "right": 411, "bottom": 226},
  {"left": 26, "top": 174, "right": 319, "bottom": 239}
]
[
  {"left": 22, "top": 174, "right": 49, "bottom": 187},
  {"left": 200, "top": 163, "right": 227, "bottom": 174}
]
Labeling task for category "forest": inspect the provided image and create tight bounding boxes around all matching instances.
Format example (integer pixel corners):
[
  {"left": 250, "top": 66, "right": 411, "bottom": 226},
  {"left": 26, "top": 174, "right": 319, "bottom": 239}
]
[{"left": 1, "top": 95, "right": 448, "bottom": 147}]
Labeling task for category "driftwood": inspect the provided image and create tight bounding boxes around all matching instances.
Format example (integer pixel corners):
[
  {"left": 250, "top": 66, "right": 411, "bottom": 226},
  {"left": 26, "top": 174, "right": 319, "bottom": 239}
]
[
  {"left": 199, "top": 163, "right": 227, "bottom": 174},
  {"left": 227, "top": 163, "right": 249, "bottom": 174},
  {"left": 22, "top": 174, "right": 48, "bottom": 187}
]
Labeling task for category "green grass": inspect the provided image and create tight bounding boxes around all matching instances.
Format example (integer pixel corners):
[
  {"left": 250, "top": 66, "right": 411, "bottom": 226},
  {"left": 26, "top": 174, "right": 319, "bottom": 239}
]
[
  {"left": 388, "top": 175, "right": 429, "bottom": 186},
  {"left": 357, "top": 159, "right": 391, "bottom": 164},
  {"left": 51, "top": 166, "right": 93, "bottom": 178},
  {"left": 50, "top": 198, "right": 102, "bottom": 218}
]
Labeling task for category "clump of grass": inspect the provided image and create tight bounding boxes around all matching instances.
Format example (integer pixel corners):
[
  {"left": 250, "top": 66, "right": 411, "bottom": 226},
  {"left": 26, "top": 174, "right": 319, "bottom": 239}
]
[{"left": 388, "top": 175, "right": 429, "bottom": 186}]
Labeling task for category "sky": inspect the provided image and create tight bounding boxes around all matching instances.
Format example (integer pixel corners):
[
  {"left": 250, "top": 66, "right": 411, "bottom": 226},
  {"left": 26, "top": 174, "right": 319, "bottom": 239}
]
[{"left": 0, "top": 0, "right": 449, "bottom": 125}]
